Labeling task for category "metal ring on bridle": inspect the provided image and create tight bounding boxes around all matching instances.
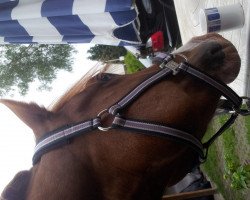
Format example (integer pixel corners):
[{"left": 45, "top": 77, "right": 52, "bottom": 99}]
[
  {"left": 97, "top": 109, "right": 113, "bottom": 131},
  {"left": 232, "top": 96, "right": 250, "bottom": 116},
  {"left": 241, "top": 96, "right": 250, "bottom": 104},
  {"left": 233, "top": 107, "right": 250, "bottom": 116}
]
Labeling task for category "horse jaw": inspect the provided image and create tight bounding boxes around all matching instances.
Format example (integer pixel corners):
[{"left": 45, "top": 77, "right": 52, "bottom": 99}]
[
  {"left": 0, "top": 99, "right": 52, "bottom": 139},
  {"left": 173, "top": 33, "right": 241, "bottom": 84}
]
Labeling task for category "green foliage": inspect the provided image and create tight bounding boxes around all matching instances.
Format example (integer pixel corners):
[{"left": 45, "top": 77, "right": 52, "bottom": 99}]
[
  {"left": 87, "top": 45, "right": 127, "bottom": 62},
  {"left": 219, "top": 115, "right": 240, "bottom": 173},
  {"left": 218, "top": 115, "right": 250, "bottom": 190},
  {"left": 202, "top": 124, "right": 228, "bottom": 197},
  {"left": 202, "top": 114, "right": 249, "bottom": 200},
  {"left": 244, "top": 114, "right": 250, "bottom": 145},
  {"left": 224, "top": 164, "right": 250, "bottom": 190},
  {"left": 0, "top": 44, "right": 75, "bottom": 96},
  {"left": 238, "top": 104, "right": 250, "bottom": 145},
  {"left": 87, "top": 45, "right": 144, "bottom": 74},
  {"left": 124, "top": 52, "right": 144, "bottom": 74}
]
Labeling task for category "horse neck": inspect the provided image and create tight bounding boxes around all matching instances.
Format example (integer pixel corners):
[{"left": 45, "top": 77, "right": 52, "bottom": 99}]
[{"left": 27, "top": 146, "right": 102, "bottom": 200}]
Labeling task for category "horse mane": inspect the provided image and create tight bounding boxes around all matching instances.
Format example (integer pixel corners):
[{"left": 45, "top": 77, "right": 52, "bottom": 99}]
[{"left": 49, "top": 63, "right": 123, "bottom": 112}]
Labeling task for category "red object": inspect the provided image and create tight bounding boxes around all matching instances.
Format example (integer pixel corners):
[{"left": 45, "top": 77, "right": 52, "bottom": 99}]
[{"left": 151, "top": 31, "right": 164, "bottom": 51}]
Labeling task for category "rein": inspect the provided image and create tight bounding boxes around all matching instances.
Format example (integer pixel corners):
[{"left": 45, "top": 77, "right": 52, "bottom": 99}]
[{"left": 32, "top": 54, "right": 249, "bottom": 165}]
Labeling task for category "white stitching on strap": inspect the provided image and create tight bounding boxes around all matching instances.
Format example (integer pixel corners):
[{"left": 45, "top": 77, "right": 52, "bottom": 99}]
[
  {"left": 113, "top": 116, "right": 203, "bottom": 155},
  {"left": 109, "top": 67, "right": 172, "bottom": 114},
  {"left": 179, "top": 63, "right": 241, "bottom": 107}
]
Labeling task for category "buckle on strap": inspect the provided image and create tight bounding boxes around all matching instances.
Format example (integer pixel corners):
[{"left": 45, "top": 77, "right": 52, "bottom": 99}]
[
  {"left": 160, "top": 53, "right": 188, "bottom": 75},
  {"left": 232, "top": 96, "right": 250, "bottom": 116},
  {"left": 160, "top": 60, "right": 180, "bottom": 75}
]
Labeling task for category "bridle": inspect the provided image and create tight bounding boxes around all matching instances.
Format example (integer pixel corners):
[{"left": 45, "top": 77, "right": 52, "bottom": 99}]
[{"left": 32, "top": 54, "right": 250, "bottom": 165}]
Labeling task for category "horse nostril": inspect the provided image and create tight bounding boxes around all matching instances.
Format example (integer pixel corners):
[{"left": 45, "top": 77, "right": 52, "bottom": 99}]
[
  {"left": 213, "top": 51, "right": 225, "bottom": 67},
  {"left": 208, "top": 42, "right": 225, "bottom": 66},
  {"left": 210, "top": 42, "right": 222, "bottom": 55},
  {"left": 198, "top": 42, "right": 225, "bottom": 69},
  {"left": 215, "top": 50, "right": 225, "bottom": 59}
]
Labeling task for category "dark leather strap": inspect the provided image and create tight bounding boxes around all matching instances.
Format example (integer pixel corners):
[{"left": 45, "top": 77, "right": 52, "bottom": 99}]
[
  {"left": 203, "top": 113, "right": 238, "bottom": 149},
  {"left": 108, "top": 54, "right": 173, "bottom": 115},
  {"left": 33, "top": 118, "right": 100, "bottom": 164},
  {"left": 112, "top": 116, "right": 204, "bottom": 159},
  {"left": 179, "top": 62, "right": 242, "bottom": 108}
]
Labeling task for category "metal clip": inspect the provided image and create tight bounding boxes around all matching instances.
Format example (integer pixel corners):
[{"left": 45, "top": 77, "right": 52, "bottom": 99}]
[
  {"left": 160, "top": 60, "right": 180, "bottom": 75},
  {"left": 233, "top": 107, "right": 250, "bottom": 116},
  {"left": 232, "top": 96, "right": 250, "bottom": 116}
]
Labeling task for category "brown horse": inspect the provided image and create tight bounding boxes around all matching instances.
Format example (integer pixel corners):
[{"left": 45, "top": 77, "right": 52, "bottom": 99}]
[{"left": 1, "top": 33, "right": 241, "bottom": 200}]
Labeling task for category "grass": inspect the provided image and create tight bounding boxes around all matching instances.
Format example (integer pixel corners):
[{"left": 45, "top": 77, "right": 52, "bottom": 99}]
[
  {"left": 202, "top": 124, "right": 228, "bottom": 197},
  {"left": 219, "top": 115, "right": 240, "bottom": 173},
  {"left": 244, "top": 115, "right": 250, "bottom": 145},
  {"left": 202, "top": 115, "right": 247, "bottom": 200},
  {"left": 240, "top": 104, "right": 250, "bottom": 146}
]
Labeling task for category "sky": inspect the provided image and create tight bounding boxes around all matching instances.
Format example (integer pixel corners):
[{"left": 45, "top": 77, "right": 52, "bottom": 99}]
[{"left": 0, "top": 44, "right": 96, "bottom": 193}]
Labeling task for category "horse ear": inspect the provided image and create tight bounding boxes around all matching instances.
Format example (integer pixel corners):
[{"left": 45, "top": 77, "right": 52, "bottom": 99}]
[{"left": 0, "top": 99, "right": 52, "bottom": 137}]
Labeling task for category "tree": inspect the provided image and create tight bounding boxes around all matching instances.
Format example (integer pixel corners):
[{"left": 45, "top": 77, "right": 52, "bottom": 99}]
[
  {"left": 0, "top": 44, "right": 76, "bottom": 96},
  {"left": 87, "top": 45, "right": 127, "bottom": 62}
]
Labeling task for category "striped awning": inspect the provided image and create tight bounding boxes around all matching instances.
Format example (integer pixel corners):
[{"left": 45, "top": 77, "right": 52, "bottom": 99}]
[{"left": 0, "top": 0, "right": 141, "bottom": 45}]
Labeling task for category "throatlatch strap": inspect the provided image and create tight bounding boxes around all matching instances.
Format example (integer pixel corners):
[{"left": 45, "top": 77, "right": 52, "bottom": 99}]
[
  {"left": 179, "top": 62, "right": 242, "bottom": 108},
  {"left": 203, "top": 113, "right": 238, "bottom": 149}
]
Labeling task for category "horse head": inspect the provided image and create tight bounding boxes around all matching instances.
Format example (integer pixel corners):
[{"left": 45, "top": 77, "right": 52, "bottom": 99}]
[
  {"left": 174, "top": 33, "right": 240, "bottom": 83},
  {"left": 1, "top": 33, "right": 241, "bottom": 200}
]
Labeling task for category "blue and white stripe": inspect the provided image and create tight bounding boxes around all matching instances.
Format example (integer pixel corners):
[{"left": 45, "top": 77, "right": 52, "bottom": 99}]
[{"left": 0, "top": 0, "right": 141, "bottom": 45}]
